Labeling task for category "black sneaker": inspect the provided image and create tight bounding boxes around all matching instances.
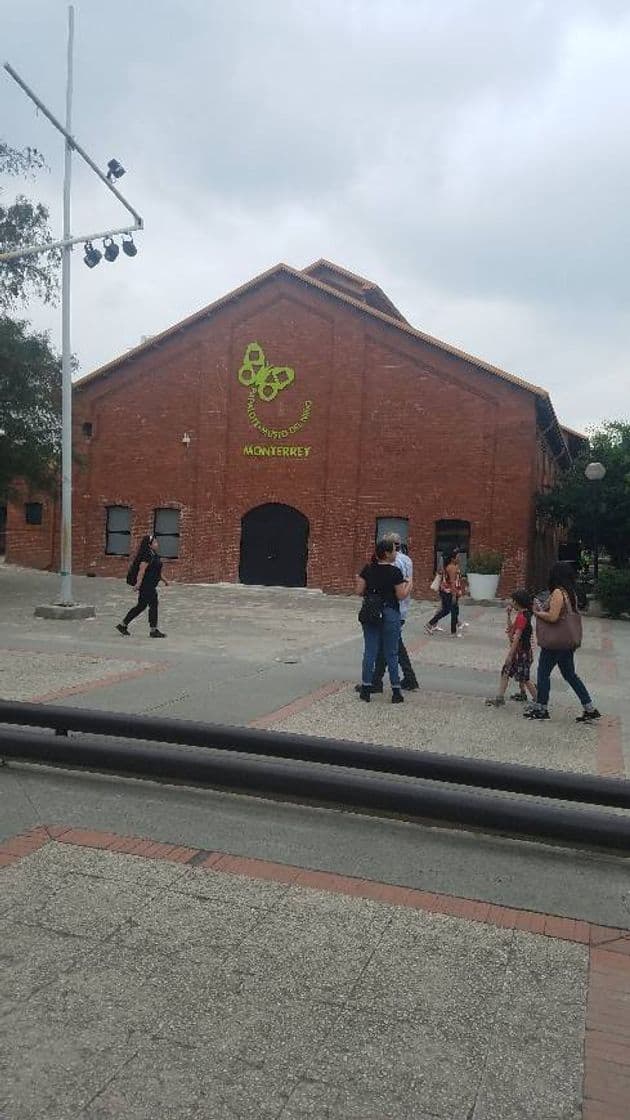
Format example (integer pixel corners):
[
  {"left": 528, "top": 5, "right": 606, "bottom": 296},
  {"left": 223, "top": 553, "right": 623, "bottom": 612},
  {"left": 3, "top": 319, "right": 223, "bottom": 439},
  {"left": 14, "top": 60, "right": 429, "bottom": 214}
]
[
  {"left": 576, "top": 709, "right": 601, "bottom": 723},
  {"left": 116, "top": 624, "right": 130, "bottom": 637},
  {"left": 358, "top": 686, "right": 371, "bottom": 703},
  {"left": 400, "top": 679, "right": 419, "bottom": 691},
  {"left": 353, "top": 684, "right": 383, "bottom": 694},
  {"left": 523, "top": 707, "right": 550, "bottom": 720},
  {"left": 391, "top": 690, "right": 404, "bottom": 704},
  {"left": 150, "top": 628, "right": 166, "bottom": 638}
]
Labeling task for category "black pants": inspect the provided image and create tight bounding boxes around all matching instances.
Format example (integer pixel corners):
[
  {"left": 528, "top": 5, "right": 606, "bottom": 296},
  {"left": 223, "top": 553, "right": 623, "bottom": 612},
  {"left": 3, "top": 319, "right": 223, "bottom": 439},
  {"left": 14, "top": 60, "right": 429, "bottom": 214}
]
[
  {"left": 429, "top": 591, "right": 459, "bottom": 634},
  {"left": 123, "top": 587, "right": 158, "bottom": 629},
  {"left": 373, "top": 620, "right": 418, "bottom": 686}
]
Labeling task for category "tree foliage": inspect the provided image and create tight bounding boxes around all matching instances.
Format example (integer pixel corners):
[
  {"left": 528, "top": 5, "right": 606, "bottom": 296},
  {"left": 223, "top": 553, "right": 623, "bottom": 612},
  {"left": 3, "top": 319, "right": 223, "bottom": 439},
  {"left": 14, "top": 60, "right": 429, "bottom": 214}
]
[
  {"left": 537, "top": 422, "right": 630, "bottom": 567},
  {"left": 0, "top": 315, "right": 62, "bottom": 499},
  {"left": 0, "top": 141, "right": 59, "bottom": 310}
]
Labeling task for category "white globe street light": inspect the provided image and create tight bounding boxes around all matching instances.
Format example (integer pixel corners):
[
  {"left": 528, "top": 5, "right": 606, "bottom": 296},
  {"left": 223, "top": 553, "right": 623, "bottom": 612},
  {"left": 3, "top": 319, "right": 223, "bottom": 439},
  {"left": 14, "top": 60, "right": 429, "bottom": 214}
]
[
  {"left": 585, "top": 461, "right": 606, "bottom": 482},
  {"left": 584, "top": 461, "right": 607, "bottom": 582}
]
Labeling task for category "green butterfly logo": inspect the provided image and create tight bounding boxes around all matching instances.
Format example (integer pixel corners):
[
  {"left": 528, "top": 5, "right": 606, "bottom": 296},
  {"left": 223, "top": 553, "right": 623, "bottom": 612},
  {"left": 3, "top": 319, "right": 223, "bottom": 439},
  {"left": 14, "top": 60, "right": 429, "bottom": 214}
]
[{"left": 238, "top": 342, "right": 295, "bottom": 402}]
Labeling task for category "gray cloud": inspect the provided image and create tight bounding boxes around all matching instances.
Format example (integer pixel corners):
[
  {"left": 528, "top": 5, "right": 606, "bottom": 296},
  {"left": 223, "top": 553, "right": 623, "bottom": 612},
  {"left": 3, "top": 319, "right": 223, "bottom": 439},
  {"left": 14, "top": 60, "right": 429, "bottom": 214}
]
[{"left": 2, "top": 0, "right": 629, "bottom": 431}]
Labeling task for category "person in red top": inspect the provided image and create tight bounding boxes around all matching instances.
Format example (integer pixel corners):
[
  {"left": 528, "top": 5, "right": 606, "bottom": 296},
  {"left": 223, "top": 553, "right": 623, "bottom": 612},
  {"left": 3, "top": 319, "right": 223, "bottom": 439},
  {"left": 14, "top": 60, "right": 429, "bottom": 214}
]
[{"left": 485, "top": 589, "right": 537, "bottom": 708}]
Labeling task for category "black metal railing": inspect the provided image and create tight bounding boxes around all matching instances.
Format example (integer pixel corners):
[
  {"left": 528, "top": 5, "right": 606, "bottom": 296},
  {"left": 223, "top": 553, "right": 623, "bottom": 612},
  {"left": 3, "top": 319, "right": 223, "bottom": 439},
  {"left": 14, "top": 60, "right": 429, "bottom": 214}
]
[{"left": 0, "top": 699, "right": 628, "bottom": 852}]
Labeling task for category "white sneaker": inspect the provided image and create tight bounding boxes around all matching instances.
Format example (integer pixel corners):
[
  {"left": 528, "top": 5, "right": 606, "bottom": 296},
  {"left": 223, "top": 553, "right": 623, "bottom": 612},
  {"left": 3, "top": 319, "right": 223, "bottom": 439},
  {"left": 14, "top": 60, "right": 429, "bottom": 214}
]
[{"left": 424, "top": 623, "right": 437, "bottom": 635}]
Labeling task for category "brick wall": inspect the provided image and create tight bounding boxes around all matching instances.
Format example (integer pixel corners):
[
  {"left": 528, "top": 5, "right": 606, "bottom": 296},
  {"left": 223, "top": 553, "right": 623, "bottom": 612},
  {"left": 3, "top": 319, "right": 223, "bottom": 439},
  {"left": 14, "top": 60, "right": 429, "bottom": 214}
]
[
  {"left": 5, "top": 485, "right": 58, "bottom": 571},
  {"left": 8, "top": 271, "right": 562, "bottom": 595}
]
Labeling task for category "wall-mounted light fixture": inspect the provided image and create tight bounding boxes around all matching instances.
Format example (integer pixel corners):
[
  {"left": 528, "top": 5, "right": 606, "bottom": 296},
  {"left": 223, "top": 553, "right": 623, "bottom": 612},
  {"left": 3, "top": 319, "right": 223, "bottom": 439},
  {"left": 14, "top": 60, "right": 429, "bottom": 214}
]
[{"left": 182, "top": 432, "right": 191, "bottom": 447}]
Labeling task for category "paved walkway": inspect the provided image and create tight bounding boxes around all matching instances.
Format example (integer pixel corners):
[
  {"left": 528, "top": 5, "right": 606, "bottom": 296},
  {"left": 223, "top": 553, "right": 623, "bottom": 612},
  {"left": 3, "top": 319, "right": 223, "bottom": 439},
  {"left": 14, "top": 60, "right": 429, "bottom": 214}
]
[
  {"left": 1, "top": 565, "right": 630, "bottom": 1118},
  {"left": 3, "top": 826, "right": 630, "bottom": 1120}
]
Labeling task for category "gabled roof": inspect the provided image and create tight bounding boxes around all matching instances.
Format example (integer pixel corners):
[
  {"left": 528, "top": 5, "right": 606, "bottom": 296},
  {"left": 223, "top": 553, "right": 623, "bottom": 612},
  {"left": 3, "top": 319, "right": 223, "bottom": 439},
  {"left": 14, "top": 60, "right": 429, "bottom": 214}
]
[{"left": 75, "top": 258, "right": 571, "bottom": 466}]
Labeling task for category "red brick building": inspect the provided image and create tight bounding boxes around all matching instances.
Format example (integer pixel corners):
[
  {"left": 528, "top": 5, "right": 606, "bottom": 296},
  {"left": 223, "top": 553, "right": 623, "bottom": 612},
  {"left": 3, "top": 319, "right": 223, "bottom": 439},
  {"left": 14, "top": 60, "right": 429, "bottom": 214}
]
[{"left": 4, "top": 259, "right": 581, "bottom": 593}]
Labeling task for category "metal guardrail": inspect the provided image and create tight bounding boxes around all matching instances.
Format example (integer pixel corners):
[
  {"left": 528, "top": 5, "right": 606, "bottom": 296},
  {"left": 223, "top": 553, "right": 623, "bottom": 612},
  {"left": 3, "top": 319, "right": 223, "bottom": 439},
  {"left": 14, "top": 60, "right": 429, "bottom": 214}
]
[{"left": 0, "top": 700, "right": 628, "bottom": 852}]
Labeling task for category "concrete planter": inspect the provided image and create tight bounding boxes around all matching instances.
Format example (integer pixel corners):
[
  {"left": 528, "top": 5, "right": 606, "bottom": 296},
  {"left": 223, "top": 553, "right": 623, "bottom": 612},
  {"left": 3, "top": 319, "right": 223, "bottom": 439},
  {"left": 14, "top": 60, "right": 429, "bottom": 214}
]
[{"left": 467, "top": 572, "right": 500, "bottom": 601}]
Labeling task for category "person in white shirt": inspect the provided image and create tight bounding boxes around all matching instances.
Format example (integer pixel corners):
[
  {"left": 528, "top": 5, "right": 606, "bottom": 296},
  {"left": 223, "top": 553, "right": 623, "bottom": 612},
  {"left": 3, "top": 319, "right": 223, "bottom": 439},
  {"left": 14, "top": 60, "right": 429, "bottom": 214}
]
[{"left": 360, "top": 532, "right": 419, "bottom": 692}]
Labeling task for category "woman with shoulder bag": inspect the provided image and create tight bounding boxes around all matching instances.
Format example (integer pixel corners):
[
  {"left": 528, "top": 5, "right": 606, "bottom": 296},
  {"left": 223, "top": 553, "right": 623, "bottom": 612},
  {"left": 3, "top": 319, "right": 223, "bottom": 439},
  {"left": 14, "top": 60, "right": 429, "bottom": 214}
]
[
  {"left": 524, "top": 562, "right": 600, "bottom": 722},
  {"left": 356, "top": 539, "right": 411, "bottom": 704}
]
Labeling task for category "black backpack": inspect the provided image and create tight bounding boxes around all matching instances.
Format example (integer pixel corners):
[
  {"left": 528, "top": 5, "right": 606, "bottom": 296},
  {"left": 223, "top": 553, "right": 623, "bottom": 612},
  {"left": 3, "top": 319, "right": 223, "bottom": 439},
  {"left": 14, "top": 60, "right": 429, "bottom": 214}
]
[
  {"left": 126, "top": 555, "right": 141, "bottom": 586},
  {"left": 358, "top": 591, "right": 384, "bottom": 625}
]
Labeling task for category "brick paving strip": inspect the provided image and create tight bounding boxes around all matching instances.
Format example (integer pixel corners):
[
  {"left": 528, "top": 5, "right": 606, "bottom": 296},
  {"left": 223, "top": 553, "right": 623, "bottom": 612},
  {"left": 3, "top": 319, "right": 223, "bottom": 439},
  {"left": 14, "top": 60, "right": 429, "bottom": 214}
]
[{"left": 1, "top": 824, "right": 629, "bottom": 1117}]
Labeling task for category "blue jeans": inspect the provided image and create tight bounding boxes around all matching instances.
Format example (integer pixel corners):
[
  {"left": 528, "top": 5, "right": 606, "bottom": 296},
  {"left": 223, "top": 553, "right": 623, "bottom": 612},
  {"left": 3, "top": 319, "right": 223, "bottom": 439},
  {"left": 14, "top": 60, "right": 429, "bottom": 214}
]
[
  {"left": 362, "top": 606, "right": 401, "bottom": 689},
  {"left": 536, "top": 648, "right": 592, "bottom": 708}
]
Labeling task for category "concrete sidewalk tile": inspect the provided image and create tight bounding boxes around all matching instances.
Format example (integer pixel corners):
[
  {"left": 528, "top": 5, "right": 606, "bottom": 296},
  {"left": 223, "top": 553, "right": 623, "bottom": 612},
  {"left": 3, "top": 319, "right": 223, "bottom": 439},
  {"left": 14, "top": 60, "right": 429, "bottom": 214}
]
[
  {"left": 9, "top": 840, "right": 185, "bottom": 890},
  {"left": 172, "top": 864, "right": 291, "bottom": 907},
  {"left": 472, "top": 934, "right": 587, "bottom": 1120},
  {"left": 304, "top": 1006, "right": 482, "bottom": 1118},
  {"left": 20, "top": 873, "right": 152, "bottom": 940},
  {"left": 0, "top": 861, "right": 67, "bottom": 921},
  {"left": 116, "top": 889, "right": 268, "bottom": 958},
  {"left": 0, "top": 1006, "right": 132, "bottom": 1120},
  {"left": 350, "top": 914, "right": 512, "bottom": 1021},
  {"left": 0, "top": 917, "right": 94, "bottom": 1008},
  {"left": 80, "top": 1041, "right": 288, "bottom": 1120},
  {"left": 278, "top": 1079, "right": 441, "bottom": 1119},
  {"left": 234, "top": 932, "right": 381, "bottom": 1006}
]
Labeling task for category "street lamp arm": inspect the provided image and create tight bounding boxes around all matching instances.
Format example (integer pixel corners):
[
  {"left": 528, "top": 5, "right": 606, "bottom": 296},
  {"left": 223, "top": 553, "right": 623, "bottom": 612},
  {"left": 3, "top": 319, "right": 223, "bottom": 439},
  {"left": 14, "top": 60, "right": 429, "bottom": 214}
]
[
  {"left": 3, "top": 61, "right": 143, "bottom": 228},
  {"left": 0, "top": 221, "right": 142, "bottom": 263}
]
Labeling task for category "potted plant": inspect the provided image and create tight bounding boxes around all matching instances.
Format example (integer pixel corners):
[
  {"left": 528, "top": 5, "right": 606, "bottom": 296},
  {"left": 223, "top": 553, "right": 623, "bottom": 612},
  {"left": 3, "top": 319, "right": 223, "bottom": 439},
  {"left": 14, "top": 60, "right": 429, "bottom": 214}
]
[{"left": 467, "top": 549, "right": 503, "bottom": 601}]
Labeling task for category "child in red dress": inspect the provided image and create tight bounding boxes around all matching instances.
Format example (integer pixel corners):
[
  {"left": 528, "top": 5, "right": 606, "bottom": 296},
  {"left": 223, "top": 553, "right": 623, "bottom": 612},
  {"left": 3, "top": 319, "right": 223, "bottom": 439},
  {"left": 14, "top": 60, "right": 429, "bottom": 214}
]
[{"left": 486, "top": 590, "right": 537, "bottom": 708}]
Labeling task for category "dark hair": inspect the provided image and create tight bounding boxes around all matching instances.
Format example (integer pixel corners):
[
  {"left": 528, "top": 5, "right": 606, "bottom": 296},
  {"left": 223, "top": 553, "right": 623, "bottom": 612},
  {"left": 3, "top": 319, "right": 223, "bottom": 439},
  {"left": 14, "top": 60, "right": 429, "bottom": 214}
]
[
  {"left": 548, "top": 562, "right": 577, "bottom": 610},
  {"left": 445, "top": 549, "right": 459, "bottom": 565},
  {"left": 133, "top": 534, "right": 154, "bottom": 565},
  {"left": 375, "top": 538, "right": 395, "bottom": 561},
  {"left": 511, "top": 588, "right": 533, "bottom": 611},
  {"left": 511, "top": 588, "right": 533, "bottom": 644}
]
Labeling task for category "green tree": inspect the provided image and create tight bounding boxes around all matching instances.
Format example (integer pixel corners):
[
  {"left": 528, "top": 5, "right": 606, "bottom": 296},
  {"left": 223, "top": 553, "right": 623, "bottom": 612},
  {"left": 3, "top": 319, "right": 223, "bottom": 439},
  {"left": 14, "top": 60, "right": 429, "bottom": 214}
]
[
  {"left": 537, "top": 422, "right": 630, "bottom": 568},
  {"left": 0, "top": 316, "right": 61, "bottom": 499},
  {"left": 1, "top": 140, "right": 59, "bottom": 310}
]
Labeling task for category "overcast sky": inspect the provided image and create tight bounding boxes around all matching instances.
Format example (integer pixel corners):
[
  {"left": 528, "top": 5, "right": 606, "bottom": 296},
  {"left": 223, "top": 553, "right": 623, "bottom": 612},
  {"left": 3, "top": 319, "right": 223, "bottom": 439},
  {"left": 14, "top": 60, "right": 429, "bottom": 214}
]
[{"left": 2, "top": 0, "right": 629, "bottom": 432}]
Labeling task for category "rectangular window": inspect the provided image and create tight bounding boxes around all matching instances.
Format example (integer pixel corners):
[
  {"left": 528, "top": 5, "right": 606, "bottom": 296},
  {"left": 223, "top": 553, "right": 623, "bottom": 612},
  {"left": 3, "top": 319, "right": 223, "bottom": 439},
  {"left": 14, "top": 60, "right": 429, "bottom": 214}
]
[
  {"left": 105, "top": 505, "right": 131, "bottom": 555},
  {"left": 375, "top": 517, "right": 409, "bottom": 545},
  {"left": 154, "top": 507, "right": 180, "bottom": 558},
  {"left": 24, "top": 502, "right": 43, "bottom": 526},
  {"left": 435, "top": 519, "right": 471, "bottom": 573}
]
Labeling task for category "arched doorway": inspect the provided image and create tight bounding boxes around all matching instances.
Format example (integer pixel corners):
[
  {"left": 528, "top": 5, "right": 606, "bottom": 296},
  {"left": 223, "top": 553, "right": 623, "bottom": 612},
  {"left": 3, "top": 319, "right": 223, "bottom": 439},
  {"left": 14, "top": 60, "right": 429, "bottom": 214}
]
[{"left": 239, "top": 503, "right": 309, "bottom": 587}]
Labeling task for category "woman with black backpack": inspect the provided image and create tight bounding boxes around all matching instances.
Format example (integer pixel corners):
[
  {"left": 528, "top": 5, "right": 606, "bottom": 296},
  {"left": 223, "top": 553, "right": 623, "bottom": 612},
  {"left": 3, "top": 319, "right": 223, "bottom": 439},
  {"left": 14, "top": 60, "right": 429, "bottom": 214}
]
[
  {"left": 356, "top": 539, "right": 411, "bottom": 703},
  {"left": 116, "top": 534, "right": 168, "bottom": 639}
]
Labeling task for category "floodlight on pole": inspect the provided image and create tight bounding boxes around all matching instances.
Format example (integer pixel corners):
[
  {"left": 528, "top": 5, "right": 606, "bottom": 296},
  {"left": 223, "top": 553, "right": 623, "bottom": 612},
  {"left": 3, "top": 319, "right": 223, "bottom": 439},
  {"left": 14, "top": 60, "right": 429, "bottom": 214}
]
[{"left": 2, "top": 5, "right": 144, "bottom": 616}]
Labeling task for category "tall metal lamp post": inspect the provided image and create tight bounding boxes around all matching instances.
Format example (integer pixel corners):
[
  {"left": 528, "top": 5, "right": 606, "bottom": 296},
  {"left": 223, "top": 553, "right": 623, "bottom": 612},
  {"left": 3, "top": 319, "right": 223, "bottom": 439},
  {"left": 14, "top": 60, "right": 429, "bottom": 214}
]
[
  {"left": 584, "top": 461, "right": 607, "bottom": 584},
  {"left": 1, "top": 5, "right": 143, "bottom": 618}
]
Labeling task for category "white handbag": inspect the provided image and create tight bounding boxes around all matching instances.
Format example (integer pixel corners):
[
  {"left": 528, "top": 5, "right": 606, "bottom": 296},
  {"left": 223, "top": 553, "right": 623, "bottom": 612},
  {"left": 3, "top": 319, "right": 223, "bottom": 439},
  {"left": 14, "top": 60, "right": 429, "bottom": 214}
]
[{"left": 430, "top": 573, "right": 441, "bottom": 592}]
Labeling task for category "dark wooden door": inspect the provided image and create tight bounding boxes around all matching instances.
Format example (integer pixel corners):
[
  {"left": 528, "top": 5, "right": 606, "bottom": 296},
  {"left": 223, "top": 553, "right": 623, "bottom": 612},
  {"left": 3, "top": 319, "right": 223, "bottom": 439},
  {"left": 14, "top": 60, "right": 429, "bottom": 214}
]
[{"left": 239, "top": 504, "right": 309, "bottom": 587}]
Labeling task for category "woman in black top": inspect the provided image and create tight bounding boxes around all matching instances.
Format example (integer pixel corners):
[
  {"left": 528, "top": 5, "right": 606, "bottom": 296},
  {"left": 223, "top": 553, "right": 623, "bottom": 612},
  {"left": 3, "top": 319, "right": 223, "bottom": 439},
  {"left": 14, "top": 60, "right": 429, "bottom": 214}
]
[
  {"left": 117, "top": 534, "right": 168, "bottom": 638},
  {"left": 356, "top": 539, "right": 411, "bottom": 703}
]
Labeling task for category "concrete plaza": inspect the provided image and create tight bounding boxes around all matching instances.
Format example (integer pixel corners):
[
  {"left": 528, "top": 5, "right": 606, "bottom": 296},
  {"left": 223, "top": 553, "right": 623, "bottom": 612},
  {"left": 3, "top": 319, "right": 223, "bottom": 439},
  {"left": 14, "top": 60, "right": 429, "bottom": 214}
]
[{"left": 1, "top": 564, "right": 630, "bottom": 1119}]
